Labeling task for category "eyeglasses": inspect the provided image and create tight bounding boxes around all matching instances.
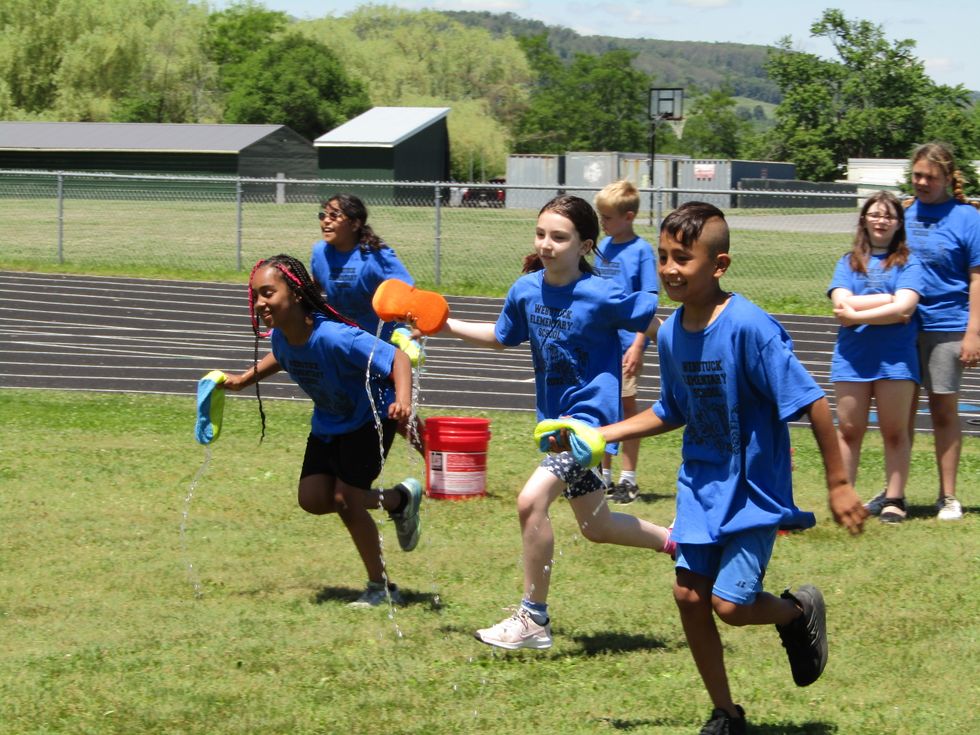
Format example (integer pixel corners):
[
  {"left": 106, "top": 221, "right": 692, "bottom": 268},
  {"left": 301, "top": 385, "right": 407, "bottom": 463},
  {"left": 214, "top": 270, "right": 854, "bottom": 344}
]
[
  {"left": 318, "top": 209, "right": 344, "bottom": 222},
  {"left": 865, "top": 213, "right": 897, "bottom": 222}
]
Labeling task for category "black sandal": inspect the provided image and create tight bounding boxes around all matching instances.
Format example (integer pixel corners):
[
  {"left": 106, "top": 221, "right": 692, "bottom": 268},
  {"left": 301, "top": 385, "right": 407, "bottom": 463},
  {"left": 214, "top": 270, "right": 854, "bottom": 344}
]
[{"left": 879, "top": 497, "right": 907, "bottom": 524}]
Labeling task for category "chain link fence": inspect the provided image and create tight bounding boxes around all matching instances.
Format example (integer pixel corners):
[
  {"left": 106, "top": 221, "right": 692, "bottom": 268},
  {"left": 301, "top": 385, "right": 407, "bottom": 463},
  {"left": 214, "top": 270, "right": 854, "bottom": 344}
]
[{"left": 0, "top": 170, "right": 866, "bottom": 313}]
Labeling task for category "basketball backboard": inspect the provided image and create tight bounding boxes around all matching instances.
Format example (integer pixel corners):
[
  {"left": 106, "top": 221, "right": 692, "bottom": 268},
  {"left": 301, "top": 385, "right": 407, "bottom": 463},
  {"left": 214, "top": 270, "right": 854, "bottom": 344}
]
[{"left": 649, "top": 88, "right": 684, "bottom": 121}]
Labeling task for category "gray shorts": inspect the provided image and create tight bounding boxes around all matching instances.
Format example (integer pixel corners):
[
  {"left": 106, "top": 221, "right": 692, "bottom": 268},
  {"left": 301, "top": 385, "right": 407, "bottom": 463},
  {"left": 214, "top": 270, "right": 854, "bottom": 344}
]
[
  {"left": 918, "top": 332, "right": 964, "bottom": 394},
  {"left": 540, "top": 451, "right": 604, "bottom": 499}
]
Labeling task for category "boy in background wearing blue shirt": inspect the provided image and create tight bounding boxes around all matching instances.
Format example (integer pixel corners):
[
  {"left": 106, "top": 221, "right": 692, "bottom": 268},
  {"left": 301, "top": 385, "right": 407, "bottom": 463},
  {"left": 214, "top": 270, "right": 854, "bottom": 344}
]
[
  {"left": 593, "top": 180, "right": 658, "bottom": 504},
  {"left": 598, "top": 202, "right": 867, "bottom": 734}
]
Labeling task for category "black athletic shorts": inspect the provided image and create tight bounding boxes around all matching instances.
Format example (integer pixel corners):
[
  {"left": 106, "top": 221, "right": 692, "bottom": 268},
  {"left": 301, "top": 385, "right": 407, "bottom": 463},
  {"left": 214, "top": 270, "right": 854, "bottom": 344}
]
[{"left": 300, "top": 418, "right": 397, "bottom": 489}]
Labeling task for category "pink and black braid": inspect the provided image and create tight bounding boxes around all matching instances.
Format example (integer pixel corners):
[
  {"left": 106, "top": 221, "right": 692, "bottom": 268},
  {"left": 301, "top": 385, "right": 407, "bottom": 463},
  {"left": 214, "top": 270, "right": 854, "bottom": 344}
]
[
  {"left": 248, "top": 254, "right": 355, "bottom": 337},
  {"left": 247, "top": 254, "right": 357, "bottom": 440}
]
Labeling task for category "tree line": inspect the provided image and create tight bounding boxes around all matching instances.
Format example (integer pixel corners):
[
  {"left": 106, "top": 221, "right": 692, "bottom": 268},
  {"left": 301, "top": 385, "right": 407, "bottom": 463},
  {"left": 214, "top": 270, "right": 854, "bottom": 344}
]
[{"left": 1, "top": 3, "right": 977, "bottom": 186}]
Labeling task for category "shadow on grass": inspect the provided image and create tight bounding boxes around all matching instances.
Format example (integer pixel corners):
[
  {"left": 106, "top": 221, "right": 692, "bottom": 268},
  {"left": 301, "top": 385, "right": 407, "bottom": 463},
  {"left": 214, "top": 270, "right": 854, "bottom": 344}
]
[
  {"left": 312, "top": 585, "right": 442, "bottom": 610},
  {"left": 434, "top": 627, "right": 668, "bottom": 658},
  {"left": 594, "top": 716, "right": 838, "bottom": 733},
  {"left": 748, "top": 723, "right": 838, "bottom": 734},
  {"left": 892, "top": 502, "right": 975, "bottom": 520},
  {"left": 635, "top": 490, "right": 676, "bottom": 503},
  {"left": 569, "top": 630, "right": 669, "bottom": 656}
]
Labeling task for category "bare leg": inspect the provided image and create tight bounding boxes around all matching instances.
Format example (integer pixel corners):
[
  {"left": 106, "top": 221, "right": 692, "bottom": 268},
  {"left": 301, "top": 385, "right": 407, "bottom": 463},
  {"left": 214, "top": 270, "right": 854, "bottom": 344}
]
[
  {"left": 516, "top": 467, "right": 565, "bottom": 604},
  {"left": 873, "top": 380, "right": 915, "bottom": 500},
  {"left": 833, "top": 381, "right": 872, "bottom": 486},
  {"left": 928, "top": 392, "right": 962, "bottom": 498},
  {"left": 568, "top": 488, "right": 671, "bottom": 549},
  {"left": 620, "top": 394, "right": 641, "bottom": 473},
  {"left": 674, "top": 570, "right": 738, "bottom": 716},
  {"left": 298, "top": 475, "right": 400, "bottom": 585}
]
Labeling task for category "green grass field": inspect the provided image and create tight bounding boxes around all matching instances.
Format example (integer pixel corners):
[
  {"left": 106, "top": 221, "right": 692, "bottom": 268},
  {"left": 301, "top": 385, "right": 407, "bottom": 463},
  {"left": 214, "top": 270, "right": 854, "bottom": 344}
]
[
  {"left": 0, "top": 196, "right": 848, "bottom": 314},
  {"left": 2, "top": 390, "right": 977, "bottom": 734}
]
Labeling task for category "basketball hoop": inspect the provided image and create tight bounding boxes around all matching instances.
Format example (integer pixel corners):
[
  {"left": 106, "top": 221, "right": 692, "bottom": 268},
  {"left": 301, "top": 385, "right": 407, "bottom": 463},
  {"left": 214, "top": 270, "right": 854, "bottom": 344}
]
[{"left": 649, "top": 87, "right": 684, "bottom": 121}]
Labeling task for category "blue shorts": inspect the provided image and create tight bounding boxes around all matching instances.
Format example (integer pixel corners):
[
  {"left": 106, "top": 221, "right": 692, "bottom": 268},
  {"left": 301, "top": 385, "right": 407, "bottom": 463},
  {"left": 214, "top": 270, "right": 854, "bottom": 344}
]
[{"left": 675, "top": 526, "right": 778, "bottom": 605}]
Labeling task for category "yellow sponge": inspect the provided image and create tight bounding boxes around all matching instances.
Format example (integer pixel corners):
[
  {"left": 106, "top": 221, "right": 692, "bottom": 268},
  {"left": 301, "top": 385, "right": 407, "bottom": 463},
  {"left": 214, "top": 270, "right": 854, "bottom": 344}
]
[{"left": 533, "top": 417, "right": 606, "bottom": 468}]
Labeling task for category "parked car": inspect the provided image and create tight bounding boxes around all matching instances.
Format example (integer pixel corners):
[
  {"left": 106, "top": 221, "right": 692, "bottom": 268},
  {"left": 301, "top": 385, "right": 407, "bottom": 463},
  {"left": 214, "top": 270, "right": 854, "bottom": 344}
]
[{"left": 460, "top": 178, "right": 505, "bottom": 207}]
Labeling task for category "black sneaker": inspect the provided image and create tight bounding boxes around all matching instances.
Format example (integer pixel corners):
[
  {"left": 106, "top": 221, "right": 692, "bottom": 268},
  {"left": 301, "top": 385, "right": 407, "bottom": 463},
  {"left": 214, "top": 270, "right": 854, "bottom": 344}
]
[
  {"left": 610, "top": 479, "right": 639, "bottom": 504},
  {"left": 776, "top": 585, "right": 828, "bottom": 687},
  {"left": 699, "top": 705, "right": 746, "bottom": 735}
]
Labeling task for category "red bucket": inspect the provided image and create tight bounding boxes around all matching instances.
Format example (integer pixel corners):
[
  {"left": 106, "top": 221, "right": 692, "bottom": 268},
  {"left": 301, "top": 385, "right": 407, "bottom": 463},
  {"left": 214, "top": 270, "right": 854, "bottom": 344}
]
[{"left": 424, "top": 417, "right": 491, "bottom": 499}]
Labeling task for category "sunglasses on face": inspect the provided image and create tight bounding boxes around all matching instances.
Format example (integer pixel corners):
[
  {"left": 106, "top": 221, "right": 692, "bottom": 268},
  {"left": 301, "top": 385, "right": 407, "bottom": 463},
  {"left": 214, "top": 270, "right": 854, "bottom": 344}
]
[{"left": 318, "top": 209, "right": 344, "bottom": 222}]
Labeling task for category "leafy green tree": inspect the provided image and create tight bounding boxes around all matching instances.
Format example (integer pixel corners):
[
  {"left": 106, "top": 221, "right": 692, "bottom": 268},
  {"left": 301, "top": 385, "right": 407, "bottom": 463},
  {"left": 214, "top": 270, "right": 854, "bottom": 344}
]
[
  {"left": 767, "top": 8, "right": 977, "bottom": 180},
  {"left": 514, "top": 36, "right": 651, "bottom": 153},
  {"left": 222, "top": 34, "right": 369, "bottom": 141},
  {"left": 0, "top": 0, "right": 217, "bottom": 122},
  {"left": 205, "top": 1, "right": 287, "bottom": 68},
  {"left": 679, "top": 87, "right": 746, "bottom": 158}
]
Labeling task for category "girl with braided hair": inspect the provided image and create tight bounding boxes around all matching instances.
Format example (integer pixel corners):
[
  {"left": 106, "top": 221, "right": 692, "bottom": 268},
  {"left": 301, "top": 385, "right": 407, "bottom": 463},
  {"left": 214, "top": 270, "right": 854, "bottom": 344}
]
[
  {"left": 870, "top": 142, "right": 980, "bottom": 522},
  {"left": 312, "top": 193, "right": 425, "bottom": 454},
  {"left": 223, "top": 254, "right": 424, "bottom": 608}
]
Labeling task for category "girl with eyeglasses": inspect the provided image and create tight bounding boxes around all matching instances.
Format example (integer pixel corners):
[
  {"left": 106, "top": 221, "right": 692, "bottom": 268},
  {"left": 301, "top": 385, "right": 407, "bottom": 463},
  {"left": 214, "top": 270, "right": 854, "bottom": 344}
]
[
  {"left": 311, "top": 193, "right": 425, "bottom": 454},
  {"left": 828, "top": 191, "right": 923, "bottom": 523}
]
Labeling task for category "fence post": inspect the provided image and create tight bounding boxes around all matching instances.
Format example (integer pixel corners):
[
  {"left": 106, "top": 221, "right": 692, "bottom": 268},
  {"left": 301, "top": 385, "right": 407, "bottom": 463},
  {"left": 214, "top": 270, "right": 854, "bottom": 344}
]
[
  {"left": 235, "top": 178, "right": 243, "bottom": 271},
  {"left": 433, "top": 184, "right": 442, "bottom": 287},
  {"left": 56, "top": 172, "right": 64, "bottom": 264}
]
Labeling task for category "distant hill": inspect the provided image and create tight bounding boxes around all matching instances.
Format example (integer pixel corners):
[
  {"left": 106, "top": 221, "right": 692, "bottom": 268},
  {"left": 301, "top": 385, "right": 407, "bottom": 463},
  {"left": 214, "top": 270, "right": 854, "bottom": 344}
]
[{"left": 443, "top": 11, "right": 782, "bottom": 104}]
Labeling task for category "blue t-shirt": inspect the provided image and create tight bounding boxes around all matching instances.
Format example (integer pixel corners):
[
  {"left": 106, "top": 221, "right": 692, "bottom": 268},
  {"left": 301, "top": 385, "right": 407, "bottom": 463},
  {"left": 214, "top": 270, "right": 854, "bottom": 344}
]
[
  {"left": 653, "top": 294, "right": 823, "bottom": 543},
  {"left": 309, "top": 240, "right": 414, "bottom": 342},
  {"left": 494, "top": 270, "right": 658, "bottom": 429},
  {"left": 593, "top": 235, "right": 658, "bottom": 354},
  {"left": 270, "top": 314, "right": 396, "bottom": 441},
  {"left": 904, "top": 199, "right": 980, "bottom": 331},
  {"left": 827, "top": 253, "right": 923, "bottom": 382}
]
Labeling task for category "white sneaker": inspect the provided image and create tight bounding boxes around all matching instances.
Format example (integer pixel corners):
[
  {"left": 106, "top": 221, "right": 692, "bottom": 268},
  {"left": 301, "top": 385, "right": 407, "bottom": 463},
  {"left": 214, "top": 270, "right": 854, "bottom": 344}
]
[
  {"left": 474, "top": 607, "right": 552, "bottom": 650},
  {"left": 936, "top": 495, "right": 964, "bottom": 521}
]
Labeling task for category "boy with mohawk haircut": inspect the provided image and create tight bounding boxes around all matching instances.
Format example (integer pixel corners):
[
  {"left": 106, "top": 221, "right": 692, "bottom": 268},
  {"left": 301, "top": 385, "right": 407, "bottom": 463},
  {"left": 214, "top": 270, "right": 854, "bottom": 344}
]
[{"left": 596, "top": 202, "right": 867, "bottom": 734}]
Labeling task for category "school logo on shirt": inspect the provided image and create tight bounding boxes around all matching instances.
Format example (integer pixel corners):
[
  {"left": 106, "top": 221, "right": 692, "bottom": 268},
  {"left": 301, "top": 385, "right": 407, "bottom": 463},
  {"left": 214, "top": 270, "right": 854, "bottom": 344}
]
[
  {"left": 286, "top": 358, "right": 355, "bottom": 416},
  {"left": 529, "top": 303, "right": 573, "bottom": 338},
  {"left": 681, "top": 359, "right": 740, "bottom": 455}
]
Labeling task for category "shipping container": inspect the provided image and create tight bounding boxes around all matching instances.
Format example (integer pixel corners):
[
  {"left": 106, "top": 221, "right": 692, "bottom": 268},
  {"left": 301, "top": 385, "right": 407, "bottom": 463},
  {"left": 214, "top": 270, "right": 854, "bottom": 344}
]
[
  {"left": 505, "top": 154, "right": 564, "bottom": 210},
  {"left": 674, "top": 159, "right": 796, "bottom": 208}
]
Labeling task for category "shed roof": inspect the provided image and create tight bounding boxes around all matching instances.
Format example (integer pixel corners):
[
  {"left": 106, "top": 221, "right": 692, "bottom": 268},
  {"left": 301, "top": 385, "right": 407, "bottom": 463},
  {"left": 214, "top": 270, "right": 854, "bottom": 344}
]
[
  {"left": 314, "top": 107, "right": 450, "bottom": 148},
  {"left": 0, "top": 122, "right": 303, "bottom": 153}
]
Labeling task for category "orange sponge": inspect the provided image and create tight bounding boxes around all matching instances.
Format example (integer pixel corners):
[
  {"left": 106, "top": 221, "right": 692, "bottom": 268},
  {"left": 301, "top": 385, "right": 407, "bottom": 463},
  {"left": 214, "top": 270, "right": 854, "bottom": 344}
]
[{"left": 372, "top": 279, "right": 449, "bottom": 335}]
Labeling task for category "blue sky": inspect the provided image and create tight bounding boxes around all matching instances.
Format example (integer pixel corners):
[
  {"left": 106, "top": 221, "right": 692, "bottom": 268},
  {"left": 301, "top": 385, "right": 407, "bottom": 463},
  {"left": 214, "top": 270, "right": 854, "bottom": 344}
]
[{"left": 217, "top": 0, "right": 978, "bottom": 90}]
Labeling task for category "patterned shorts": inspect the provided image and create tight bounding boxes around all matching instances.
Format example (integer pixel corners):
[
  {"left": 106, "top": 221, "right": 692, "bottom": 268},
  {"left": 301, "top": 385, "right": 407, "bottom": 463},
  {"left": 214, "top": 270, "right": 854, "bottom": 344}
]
[{"left": 541, "top": 451, "right": 604, "bottom": 499}]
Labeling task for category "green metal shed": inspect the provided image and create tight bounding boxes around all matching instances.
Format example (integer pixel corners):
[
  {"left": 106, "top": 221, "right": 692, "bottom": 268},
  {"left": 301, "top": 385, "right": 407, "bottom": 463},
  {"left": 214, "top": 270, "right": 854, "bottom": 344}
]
[
  {"left": 0, "top": 122, "right": 316, "bottom": 198},
  {"left": 314, "top": 107, "right": 450, "bottom": 204}
]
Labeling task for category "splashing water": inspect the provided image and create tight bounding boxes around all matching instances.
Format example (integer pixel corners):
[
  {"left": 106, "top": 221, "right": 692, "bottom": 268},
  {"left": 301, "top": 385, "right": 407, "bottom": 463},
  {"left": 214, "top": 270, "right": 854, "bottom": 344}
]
[{"left": 179, "top": 446, "right": 212, "bottom": 598}]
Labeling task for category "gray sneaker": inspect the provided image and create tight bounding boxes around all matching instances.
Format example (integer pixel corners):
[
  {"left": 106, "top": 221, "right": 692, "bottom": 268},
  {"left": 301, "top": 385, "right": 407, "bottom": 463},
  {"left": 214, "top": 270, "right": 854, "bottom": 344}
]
[
  {"left": 390, "top": 478, "right": 423, "bottom": 551},
  {"left": 349, "top": 581, "right": 403, "bottom": 608},
  {"left": 610, "top": 479, "right": 639, "bottom": 504},
  {"left": 864, "top": 490, "right": 888, "bottom": 516},
  {"left": 776, "top": 585, "right": 827, "bottom": 687}
]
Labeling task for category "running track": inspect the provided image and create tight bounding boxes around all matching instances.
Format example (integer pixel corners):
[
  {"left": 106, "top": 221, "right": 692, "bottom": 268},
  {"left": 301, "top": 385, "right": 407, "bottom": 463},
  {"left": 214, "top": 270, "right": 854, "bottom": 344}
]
[{"left": 1, "top": 270, "right": 978, "bottom": 436}]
